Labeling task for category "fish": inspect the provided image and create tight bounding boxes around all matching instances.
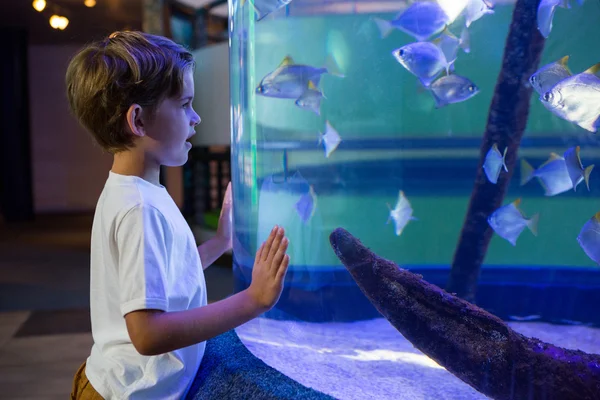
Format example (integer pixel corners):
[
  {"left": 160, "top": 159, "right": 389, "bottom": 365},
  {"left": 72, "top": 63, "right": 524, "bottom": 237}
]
[
  {"left": 537, "top": 0, "right": 570, "bottom": 38},
  {"left": 392, "top": 42, "right": 453, "bottom": 87},
  {"left": 294, "top": 82, "right": 325, "bottom": 115},
  {"left": 529, "top": 55, "right": 572, "bottom": 96},
  {"left": 373, "top": 1, "right": 450, "bottom": 41},
  {"left": 429, "top": 73, "right": 480, "bottom": 108},
  {"left": 577, "top": 211, "right": 600, "bottom": 265},
  {"left": 520, "top": 154, "right": 574, "bottom": 196},
  {"left": 318, "top": 121, "right": 341, "bottom": 158},
  {"left": 241, "top": 0, "right": 293, "bottom": 21},
  {"left": 295, "top": 185, "right": 317, "bottom": 224},
  {"left": 387, "top": 190, "right": 417, "bottom": 236},
  {"left": 431, "top": 27, "right": 470, "bottom": 68},
  {"left": 483, "top": 143, "right": 508, "bottom": 184},
  {"left": 563, "top": 146, "right": 594, "bottom": 191},
  {"left": 488, "top": 198, "right": 539, "bottom": 246},
  {"left": 463, "top": 0, "right": 494, "bottom": 28},
  {"left": 256, "top": 54, "right": 342, "bottom": 99},
  {"left": 540, "top": 63, "right": 600, "bottom": 133}
]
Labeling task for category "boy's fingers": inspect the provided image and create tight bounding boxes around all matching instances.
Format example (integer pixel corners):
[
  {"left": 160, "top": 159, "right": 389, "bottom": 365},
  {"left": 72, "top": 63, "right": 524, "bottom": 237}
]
[
  {"left": 271, "top": 237, "right": 288, "bottom": 271},
  {"left": 255, "top": 242, "right": 264, "bottom": 261},
  {"left": 276, "top": 254, "right": 290, "bottom": 281},
  {"left": 261, "top": 226, "right": 278, "bottom": 261},
  {"left": 266, "top": 228, "right": 284, "bottom": 263}
]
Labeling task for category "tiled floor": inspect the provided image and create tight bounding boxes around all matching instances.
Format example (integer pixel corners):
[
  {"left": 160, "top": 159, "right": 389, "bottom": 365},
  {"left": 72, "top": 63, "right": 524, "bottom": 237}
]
[{"left": 0, "top": 214, "right": 234, "bottom": 400}]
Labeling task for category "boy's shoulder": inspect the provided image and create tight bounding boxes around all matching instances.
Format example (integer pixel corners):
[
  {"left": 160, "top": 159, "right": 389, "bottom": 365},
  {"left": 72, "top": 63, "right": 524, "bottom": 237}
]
[{"left": 98, "top": 172, "right": 173, "bottom": 223}]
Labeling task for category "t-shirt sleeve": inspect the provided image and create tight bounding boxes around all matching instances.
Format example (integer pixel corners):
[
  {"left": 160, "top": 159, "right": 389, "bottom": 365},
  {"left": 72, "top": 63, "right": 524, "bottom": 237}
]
[{"left": 115, "top": 204, "right": 171, "bottom": 316}]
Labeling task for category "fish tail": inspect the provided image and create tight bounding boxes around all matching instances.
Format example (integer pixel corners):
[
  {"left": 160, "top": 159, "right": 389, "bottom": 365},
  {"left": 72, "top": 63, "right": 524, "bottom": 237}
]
[
  {"left": 520, "top": 158, "right": 535, "bottom": 186},
  {"left": 429, "top": 89, "right": 446, "bottom": 109},
  {"left": 323, "top": 54, "right": 344, "bottom": 78},
  {"left": 373, "top": 17, "right": 394, "bottom": 39},
  {"left": 459, "top": 27, "right": 471, "bottom": 54},
  {"left": 502, "top": 147, "right": 508, "bottom": 172},
  {"left": 584, "top": 164, "right": 594, "bottom": 191},
  {"left": 527, "top": 213, "right": 540, "bottom": 236}
]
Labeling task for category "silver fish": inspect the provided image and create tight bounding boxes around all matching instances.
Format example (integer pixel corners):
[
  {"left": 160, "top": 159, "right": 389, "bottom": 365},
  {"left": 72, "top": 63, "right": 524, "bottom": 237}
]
[
  {"left": 431, "top": 27, "right": 470, "bottom": 67},
  {"left": 387, "top": 190, "right": 417, "bottom": 236},
  {"left": 488, "top": 198, "right": 539, "bottom": 246},
  {"left": 294, "top": 82, "right": 324, "bottom": 115},
  {"left": 429, "top": 73, "right": 480, "bottom": 108},
  {"left": 318, "top": 121, "right": 341, "bottom": 158},
  {"left": 373, "top": 1, "right": 449, "bottom": 41},
  {"left": 540, "top": 63, "right": 600, "bottom": 133},
  {"left": 256, "top": 56, "right": 326, "bottom": 99},
  {"left": 295, "top": 185, "right": 317, "bottom": 224},
  {"left": 392, "top": 42, "right": 452, "bottom": 87},
  {"left": 537, "top": 0, "right": 570, "bottom": 38},
  {"left": 577, "top": 211, "right": 600, "bottom": 265},
  {"left": 242, "top": 0, "right": 292, "bottom": 21},
  {"left": 483, "top": 143, "right": 507, "bottom": 184},
  {"left": 563, "top": 146, "right": 594, "bottom": 191},
  {"left": 463, "top": 0, "right": 494, "bottom": 28},
  {"left": 520, "top": 153, "right": 573, "bottom": 196},
  {"left": 529, "top": 55, "right": 572, "bottom": 96}
]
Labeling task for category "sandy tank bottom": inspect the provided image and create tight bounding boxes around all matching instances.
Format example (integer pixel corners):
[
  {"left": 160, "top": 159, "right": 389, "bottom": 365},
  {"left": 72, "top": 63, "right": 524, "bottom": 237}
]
[{"left": 235, "top": 317, "right": 600, "bottom": 400}]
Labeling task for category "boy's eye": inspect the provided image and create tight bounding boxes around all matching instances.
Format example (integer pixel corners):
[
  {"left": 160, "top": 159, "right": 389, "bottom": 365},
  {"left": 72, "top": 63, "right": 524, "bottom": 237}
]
[{"left": 183, "top": 102, "right": 190, "bottom": 108}]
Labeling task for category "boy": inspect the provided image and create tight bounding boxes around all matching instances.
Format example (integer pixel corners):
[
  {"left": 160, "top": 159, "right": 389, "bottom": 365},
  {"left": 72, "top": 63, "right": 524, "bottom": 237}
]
[{"left": 67, "top": 31, "right": 290, "bottom": 399}]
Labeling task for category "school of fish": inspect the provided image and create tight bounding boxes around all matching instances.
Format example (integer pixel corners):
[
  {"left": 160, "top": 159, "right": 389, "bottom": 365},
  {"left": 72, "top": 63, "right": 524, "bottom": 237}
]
[{"left": 246, "top": 0, "right": 600, "bottom": 265}]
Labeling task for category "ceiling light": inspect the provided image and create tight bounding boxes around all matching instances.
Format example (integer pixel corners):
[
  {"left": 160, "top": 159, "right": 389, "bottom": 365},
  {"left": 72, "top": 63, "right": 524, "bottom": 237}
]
[
  {"left": 84, "top": 0, "right": 96, "bottom": 7},
  {"left": 32, "top": 0, "right": 46, "bottom": 12}
]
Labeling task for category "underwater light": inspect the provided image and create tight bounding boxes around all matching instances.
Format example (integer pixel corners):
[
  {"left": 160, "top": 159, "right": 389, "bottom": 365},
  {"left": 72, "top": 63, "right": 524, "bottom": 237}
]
[
  {"left": 436, "top": 0, "right": 468, "bottom": 23},
  {"left": 342, "top": 349, "right": 445, "bottom": 369}
]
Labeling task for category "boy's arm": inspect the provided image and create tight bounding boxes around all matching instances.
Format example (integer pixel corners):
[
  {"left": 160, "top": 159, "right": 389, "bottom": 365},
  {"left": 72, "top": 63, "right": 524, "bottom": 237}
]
[
  {"left": 199, "top": 182, "right": 232, "bottom": 270},
  {"left": 126, "top": 226, "right": 289, "bottom": 356},
  {"left": 197, "top": 237, "right": 229, "bottom": 270}
]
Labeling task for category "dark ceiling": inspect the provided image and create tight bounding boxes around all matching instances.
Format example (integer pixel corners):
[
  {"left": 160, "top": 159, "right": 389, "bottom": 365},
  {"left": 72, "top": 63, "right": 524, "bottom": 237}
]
[{"left": 0, "top": 0, "right": 143, "bottom": 45}]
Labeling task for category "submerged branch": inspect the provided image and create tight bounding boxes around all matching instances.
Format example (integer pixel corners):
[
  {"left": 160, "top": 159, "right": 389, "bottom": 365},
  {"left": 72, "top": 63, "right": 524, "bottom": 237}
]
[
  {"left": 447, "top": 0, "right": 546, "bottom": 301},
  {"left": 330, "top": 227, "right": 600, "bottom": 400}
]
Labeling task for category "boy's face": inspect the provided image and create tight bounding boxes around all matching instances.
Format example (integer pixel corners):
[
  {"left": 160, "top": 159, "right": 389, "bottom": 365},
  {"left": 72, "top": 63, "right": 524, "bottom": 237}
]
[{"left": 138, "top": 69, "right": 201, "bottom": 167}]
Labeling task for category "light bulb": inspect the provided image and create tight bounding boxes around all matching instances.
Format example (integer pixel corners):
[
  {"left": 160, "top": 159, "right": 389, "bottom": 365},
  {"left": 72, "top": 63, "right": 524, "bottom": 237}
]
[
  {"left": 84, "top": 0, "right": 96, "bottom": 7},
  {"left": 59, "top": 16, "right": 69, "bottom": 30},
  {"left": 32, "top": 0, "right": 46, "bottom": 12},
  {"left": 49, "top": 15, "right": 61, "bottom": 29}
]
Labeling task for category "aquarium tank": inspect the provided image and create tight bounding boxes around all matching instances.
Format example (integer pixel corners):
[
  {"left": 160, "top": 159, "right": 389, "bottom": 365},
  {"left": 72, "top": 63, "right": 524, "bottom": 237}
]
[{"left": 227, "top": 0, "right": 600, "bottom": 398}]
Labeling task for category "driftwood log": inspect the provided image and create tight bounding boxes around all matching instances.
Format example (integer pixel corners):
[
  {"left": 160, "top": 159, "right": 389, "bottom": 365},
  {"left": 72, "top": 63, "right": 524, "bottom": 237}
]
[
  {"left": 447, "top": 0, "right": 545, "bottom": 302},
  {"left": 329, "top": 227, "right": 600, "bottom": 400}
]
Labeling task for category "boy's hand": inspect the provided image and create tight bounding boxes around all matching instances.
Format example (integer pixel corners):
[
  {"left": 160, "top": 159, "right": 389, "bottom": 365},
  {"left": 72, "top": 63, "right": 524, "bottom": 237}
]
[
  {"left": 247, "top": 226, "right": 290, "bottom": 312},
  {"left": 216, "top": 182, "right": 233, "bottom": 251}
]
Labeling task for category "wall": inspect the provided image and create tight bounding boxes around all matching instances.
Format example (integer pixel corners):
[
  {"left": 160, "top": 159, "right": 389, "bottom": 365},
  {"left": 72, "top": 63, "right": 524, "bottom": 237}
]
[
  {"left": 28, "top": 44, "right": 113, "bottom": 213},
  {"left": 191, "top": 42, "right": 231, "bottom": 147}
]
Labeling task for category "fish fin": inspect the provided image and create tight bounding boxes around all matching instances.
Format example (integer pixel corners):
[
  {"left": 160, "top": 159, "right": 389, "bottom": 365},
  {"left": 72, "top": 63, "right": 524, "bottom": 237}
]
[
  {"left": 512, "top": 198, "right": 522, "bottom": 209},
  {"left": 578, "top": 119, "right": 599, "bottom": 133},
  {"left": 584, "top": 164, "right": 594, "bottom": 191},
  {"left": 527, "top": 213, "right": 540, "bottom": 236},
  {"left": 502, "top": 147, "right": 508, "bottom": 172},
  {"left": 318, "top": 133, "right": 323, "bottom": 145},
  {"left": 460, "top": 26, "right": 471, "bottom": 54},
  {"left": 279, "top": 55, "right": 295, "bottom": 67},
  {"left": 429, "top": 87, "right": 446, "bottom": 108},
  {"left": 323, "top": 54, "right": 344, "bottom": 78},
  {"left": 240, "top": 0, "right": 246, "bottom": 6},
  {"left": 410, "top": 216, "right": 418, "bottom": 221},
  {"left": 520, "top": 159, "right": 535, "bottom": 186},
  {"left": 308, "top": 80, "right": 318, "bottom": 91},
  {"left": 593, "top": 211, "right": 600, "bottom": 223},
  {"left": 583, "top": 62, "right": 600, "bottom": 78},
  {"left": 558, "top": 55, "right": 573, "bottom": 74},
  {"left": 386, "top": 203, "right": 392, "bottom": 224},
  {"left": 559, "top": 0, "right": 571, "bottom": 8},
  {"left": 445, "top": 58, "right": 456, "bottom": 75},
  {"left": 373, "top": 17, "right": 394, "bottom": 39}
]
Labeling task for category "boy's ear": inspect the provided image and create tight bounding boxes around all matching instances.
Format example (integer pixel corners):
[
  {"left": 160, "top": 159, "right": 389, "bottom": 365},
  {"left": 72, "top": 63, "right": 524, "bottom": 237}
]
[{"left": 125, "top": 104, "right": 146, "bottom": 137}]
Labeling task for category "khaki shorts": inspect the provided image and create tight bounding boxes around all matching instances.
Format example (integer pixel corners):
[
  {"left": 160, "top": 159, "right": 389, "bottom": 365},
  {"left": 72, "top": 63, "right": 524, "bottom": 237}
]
[{"left": 71, "top": 361, "right": 104, "bottom": 400}]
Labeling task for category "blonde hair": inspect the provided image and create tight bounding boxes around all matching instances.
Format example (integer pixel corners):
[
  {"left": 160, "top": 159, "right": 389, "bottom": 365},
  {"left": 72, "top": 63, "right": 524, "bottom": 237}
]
[{"left": 66, "top": 31, "right": 195, "bottom": 153}]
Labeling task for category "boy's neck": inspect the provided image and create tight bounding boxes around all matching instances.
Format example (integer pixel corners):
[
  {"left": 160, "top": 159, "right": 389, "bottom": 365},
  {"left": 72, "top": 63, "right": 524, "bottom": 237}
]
[{"left": 111, "top": 150, "right": 161, "bottom": 187}]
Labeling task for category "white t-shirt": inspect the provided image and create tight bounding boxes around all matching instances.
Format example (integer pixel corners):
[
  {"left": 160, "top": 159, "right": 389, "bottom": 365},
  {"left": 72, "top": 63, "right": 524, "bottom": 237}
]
[{"left": 85, "top": 171, "right": 207, "bottom": 400}]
